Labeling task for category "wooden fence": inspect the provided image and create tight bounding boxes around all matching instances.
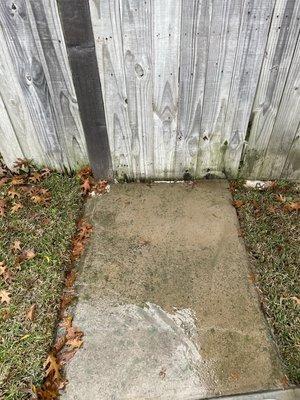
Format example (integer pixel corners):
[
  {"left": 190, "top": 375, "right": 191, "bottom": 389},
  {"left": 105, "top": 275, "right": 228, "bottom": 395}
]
[{"left": 0, "top": 0, "right": 299, "bottom": 180}]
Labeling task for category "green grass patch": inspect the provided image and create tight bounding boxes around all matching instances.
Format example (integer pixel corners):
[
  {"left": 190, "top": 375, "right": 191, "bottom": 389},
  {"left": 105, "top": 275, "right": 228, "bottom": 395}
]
[
  {"left": 0, "top": 173, "right": 82, "bottom": 399},
  {"left": 232, "top": 180, "right": 300, "bottom": 384}
]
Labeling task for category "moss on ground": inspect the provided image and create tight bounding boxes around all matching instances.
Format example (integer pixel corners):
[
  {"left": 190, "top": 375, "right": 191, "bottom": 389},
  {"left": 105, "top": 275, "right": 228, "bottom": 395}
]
[
  {"left": 0, "top": 172, "right": 82, "bottom": 399},
  {"left": 232, "top": 180, "right": 300, "bottom": 384}
]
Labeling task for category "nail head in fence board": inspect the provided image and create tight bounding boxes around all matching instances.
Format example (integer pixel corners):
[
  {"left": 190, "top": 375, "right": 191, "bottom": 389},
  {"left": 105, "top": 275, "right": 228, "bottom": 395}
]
[
  {"left": 241, "top": 0, "right": 300, "bottom": 179},
  {"left": 58, "top": 0, "right": 112, "bottom": 179},
  {"left": 175, "top": 0, "right": 209, "bottom": 177}
]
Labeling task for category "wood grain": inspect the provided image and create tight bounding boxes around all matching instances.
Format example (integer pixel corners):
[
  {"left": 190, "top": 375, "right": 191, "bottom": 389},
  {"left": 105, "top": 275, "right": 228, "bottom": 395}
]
[
  {"left": 195, "top": 0, "right": 243, "bottom": 177},
  {"left": 0, "top": 0, "right": 87, "bottom": 170},
  {"left": 89, "top": 0, "right": 133, "bottom": 180},
  {"left": 223, "top": 0, "right": 275, "bottom": 177},
  {"left": 174, "top": 0, "right": 209, "bottom": 177},
  {"left": 241, "top": 0, "right": 300, "bottom": 179},
  {"left": 152, "top": 0, "right": 181, "bottom": 178},
  {"left": 258, "top": 34, "right": 300, "bottom": 179},
  {"left": 121, "top": 0, "right": 154, "bottom": 179}
]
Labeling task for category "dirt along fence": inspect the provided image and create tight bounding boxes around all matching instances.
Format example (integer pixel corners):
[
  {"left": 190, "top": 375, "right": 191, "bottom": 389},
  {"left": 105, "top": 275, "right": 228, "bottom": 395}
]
[{"left": 0, "top": 0, "right": 299, "bottom": 180}]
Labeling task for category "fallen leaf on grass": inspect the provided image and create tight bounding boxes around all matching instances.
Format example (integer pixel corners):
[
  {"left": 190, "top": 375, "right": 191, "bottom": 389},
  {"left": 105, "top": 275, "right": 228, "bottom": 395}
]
[
  {"left": 11, "top": 202, "right": 23, "bottom": 213},
  {"left": 16, "top": 249, "right": 36, "bottom": 267},
  {"left": 11, "top": 175, "right": 26, "bottom": 186},
  {"left": 0, "top": 290, "right": 11, "bottom": 304},
  {"left": 290, "top": 296, "right": 300, "bottom": 306},
  {"left": 60, "top": 293, "right": 76, "bottom": 311},
  {"left": 284, "top": 202, "right": 300, "bottom": 212},
  {"left": 29, "top": 172, "right": 42, "bottom": 183},
  {"left": 7, "top": 188, "right": 21, "bottom": 199},
  {"left": 275, "top": 194, "right": 286, "bottom": 203},
  {"left": 11, "top": 240, "right": 22, "bottom": 253},
  {"left": 77, "top": 220, "right": 93, "bottom": 241},
  {"left": 0, "top": 263, "right": 12, "bottom": 284},
  {"left": 26, "top": 304, "right": 36, "bottom": 321},
  {"left": 1, "top": 308, "right": 11, "bottom": 321},
  {"left": 232, "top": 200, "right": 244, "bottom": 208},
  {"left": 71, "top": 241, "right": 84, "bottom": 260},
  {"left": 77, "top": 165, "right": 92, "bottom": 180},
  {"left": 44, "top": 354, "right": 61, "bottom": 381},
  {"left": 0, "top": 199, "right": 5, "bottom": 217}
]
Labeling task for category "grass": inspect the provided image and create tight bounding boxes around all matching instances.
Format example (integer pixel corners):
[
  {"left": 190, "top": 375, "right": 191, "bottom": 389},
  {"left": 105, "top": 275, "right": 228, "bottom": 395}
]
[
  {"left": 0, "top": 171, "right": 83, "bottom": 399},
  {"left": 231, "top": 180, "right": 300, "bottom": 384}
]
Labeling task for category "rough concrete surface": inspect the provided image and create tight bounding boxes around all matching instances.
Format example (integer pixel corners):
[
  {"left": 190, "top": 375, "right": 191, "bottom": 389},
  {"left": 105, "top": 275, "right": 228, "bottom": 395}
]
[{"left": 62, "top": 181, "right": 284, "bottom": 400}]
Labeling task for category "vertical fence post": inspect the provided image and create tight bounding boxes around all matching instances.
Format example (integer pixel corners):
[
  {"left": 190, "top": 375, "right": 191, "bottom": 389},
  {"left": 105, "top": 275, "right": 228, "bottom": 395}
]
[{"left": 57, "top": 0, "right": 112, "bottom": 179}]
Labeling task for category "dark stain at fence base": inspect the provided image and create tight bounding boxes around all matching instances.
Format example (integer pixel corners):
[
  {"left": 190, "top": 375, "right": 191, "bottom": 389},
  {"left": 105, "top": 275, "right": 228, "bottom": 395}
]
[{"left": 57, "top": 0, "right": 112, "bottom": 179}]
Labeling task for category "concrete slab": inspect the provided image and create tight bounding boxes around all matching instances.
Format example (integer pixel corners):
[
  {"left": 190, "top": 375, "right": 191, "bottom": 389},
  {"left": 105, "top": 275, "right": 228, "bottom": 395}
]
[{"left": 62, "top": 181, "right": 284, "bottom": 400}]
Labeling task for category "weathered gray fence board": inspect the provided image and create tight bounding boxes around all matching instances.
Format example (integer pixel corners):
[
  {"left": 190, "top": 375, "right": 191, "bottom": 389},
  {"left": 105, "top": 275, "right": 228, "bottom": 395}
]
[
  {"left": 223, "top": 0, "right": 274, "bottom": 177},
  {"left": 122, "top": 0, "right": 154, "bottom": 178},
  {"left": 174, "top": 0, "right": 209, "bottom": 177},
  {"left": 257, "top": 34, "right": 300, "bottom": 179},
  {"left": 281, "top": 124, "right": 300, "bottom": 179},
  {"left": 195, "top": 0, "right": 243, "bottom": 176},
  {"left": 89, "top": 0, "right": 133, "bottom": 179},
  {"left": 242, "top": 0, "right": 300, "bottom": 179},
  {"left": 152, "top": 0, "right": 181, "bottom": 178},
  {"left": 0, "top": 0, "right": 87, "bottom": 170}
]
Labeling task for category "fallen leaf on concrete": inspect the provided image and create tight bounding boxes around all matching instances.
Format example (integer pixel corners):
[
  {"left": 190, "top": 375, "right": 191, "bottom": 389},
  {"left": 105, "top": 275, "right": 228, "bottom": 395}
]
[
  {"left": 0, "top": 290, "right": 11, "bottom": 304},
  {"left": 26, "top": 304, "right": 36, "bottom": 321},
  {"left": 81, "top": 178, "right": 91, "bottom": 195},
  {"left": 66, "top": 337, "right": 83, "bottom": 350}
]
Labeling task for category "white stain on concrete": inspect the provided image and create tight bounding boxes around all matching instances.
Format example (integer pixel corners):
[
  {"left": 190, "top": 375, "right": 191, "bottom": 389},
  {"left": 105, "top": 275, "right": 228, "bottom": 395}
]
[{"left": 63, "top": 301, "right": 209, "bottom": 400}]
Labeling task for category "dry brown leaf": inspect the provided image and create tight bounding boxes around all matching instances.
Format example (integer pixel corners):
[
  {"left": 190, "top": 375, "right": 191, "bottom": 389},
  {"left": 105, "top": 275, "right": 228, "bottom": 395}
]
[
  {"left": 60, "top": 293, "right": 76, "bottom": 311},
  {"left": 81, "top": 178, "right": 91, "bottom": 195},
  {"left": 19, "top": 249, "right": 36, "bottom": 262},
  {"left": 0, "top": 177, "right": 8, "bottom": 187},
  {"left": 77, "top": 165, "right": 92, "bottom": 180},
  {"left": 232, "top": 200, "right": 244, "bottom": 208},
  {"left": 0, "top": 262, "right": 12, "bottom": 283},
  {"left": 29, "top": 172, "right": 42, "bottom": 183},
  {"left": 65, "top": 270, "right": 76, "bottom": 288},
  {"left": 11, "top": 202, "right": 23, "bottom": 213},
  {"left": 275, "top": 194, "right": 286, "bottom": 203},
  {"left": 0, "top": 290, "right": 11, "bottom": 304},
  {"left": 66, "top": 337, "right": 83, "bottom": 349},
  {"left": 44, "top": 353, "right": 61, "bottom": 381},
  {"left": 71, "top": 241, "right": 84, "bottom": 260},
  {"left": 26, "top": 304, "right": 36, "bottom": 321},
  {"left": 40, "top": 167, "right": 52, "bottom": 178},
  {"left": 59, "top": 315, "right": 73, "bottom": 330},
  {"left": 53, "top": 335, "right": 67, "bottom": 353},
  {"left": 11, "top": 176, "right": 26, "bottom": 185},
  {"left": 1, "top": 308, "right": 11, "bottom": 321},
  {"left": 12, "top": 240, "right": 22, "bottom": 253},
  {"left": 7, "top": 188, "right": 21, "bottom": 199},
  {"left": 284, "top": 202, "right": 300, "bottom": 212},
  {"left": 290, "top": 296, "right": 300, "bottom": 306}
]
